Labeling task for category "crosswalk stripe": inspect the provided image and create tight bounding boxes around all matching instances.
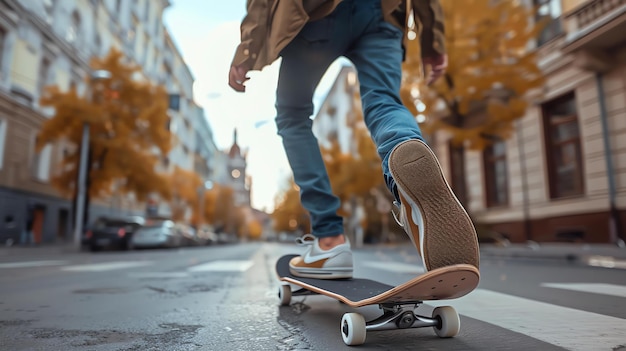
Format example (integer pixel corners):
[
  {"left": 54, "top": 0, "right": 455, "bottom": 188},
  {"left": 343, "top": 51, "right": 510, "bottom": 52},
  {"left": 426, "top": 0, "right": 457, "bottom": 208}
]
[
  {"left": 188, "top": 260, "right": 253, "bottom": 272},
  {"left": 541, "top": 283, "right": 626, "bottom": 298},
  {"left": 586, "top": 255, "right": 626, "bottom": 270},
  {"left": 428, "top": 289, "right": 625, "bottom": 351},
  {"left": 0, "top": 260, "right": 68, "bottom": 269},
  {"left": 62, "top": 261, "right": 153, "bottom": 272}
]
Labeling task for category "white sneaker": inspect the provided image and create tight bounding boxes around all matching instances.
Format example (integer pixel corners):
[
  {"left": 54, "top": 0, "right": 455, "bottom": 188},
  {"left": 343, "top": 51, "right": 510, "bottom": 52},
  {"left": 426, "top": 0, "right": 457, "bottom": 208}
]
[
  {"left": 389, "top": 139, "right": 480, "bottom": 271},
  {"left": 289, "top": 234, "right": 353, "bottom": 279}
]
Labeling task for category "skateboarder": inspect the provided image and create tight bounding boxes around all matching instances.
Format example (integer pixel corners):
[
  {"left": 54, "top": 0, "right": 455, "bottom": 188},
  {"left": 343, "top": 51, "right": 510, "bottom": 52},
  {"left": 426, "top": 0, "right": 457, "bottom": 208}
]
[{"left": 229, "top": 0, "right": 480, "bottom": 279}]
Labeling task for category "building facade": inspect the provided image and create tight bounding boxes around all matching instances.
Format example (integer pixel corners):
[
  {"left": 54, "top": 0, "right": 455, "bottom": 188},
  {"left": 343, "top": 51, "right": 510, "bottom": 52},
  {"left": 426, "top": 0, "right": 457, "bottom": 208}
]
[
  {"left": 0, "top": 0, "right": 216, "bottom": 245},
  {"left": 193, "top": 102, "right": 218, "bottom": 181},
  {"left": 307, "top": 0, "right": 625, "bottom": 244},
  {"left": 431, "top": 0, "right": 626, "bottom": 243},
  {"left": 312, "top": 65, "right": 359, "bottom": 154}
]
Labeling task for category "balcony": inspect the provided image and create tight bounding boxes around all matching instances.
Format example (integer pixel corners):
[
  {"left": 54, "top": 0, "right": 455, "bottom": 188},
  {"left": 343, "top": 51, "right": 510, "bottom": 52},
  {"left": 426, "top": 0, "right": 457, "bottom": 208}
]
[{"left": 563, "top": 0, "right": 626, "bottom": 57}]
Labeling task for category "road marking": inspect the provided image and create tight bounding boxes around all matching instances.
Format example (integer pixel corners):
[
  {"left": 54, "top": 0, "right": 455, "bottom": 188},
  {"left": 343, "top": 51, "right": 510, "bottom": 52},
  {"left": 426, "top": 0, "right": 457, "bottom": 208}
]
[
  {"left": 188, "top": 260, "right": 253, "bottom": 272},
  {"left": 541, "top": 283, "right": 626, "bottom": 298},
  {"left": 62, "top": 261, "right": 153, "bottom": 272},
  {"left": 0, "top": 260, "right": 68, "bottom": 269},
  {"left": 428, "top": 289, "right": 626, "bottom": 351},
  {"left": 586, "top": 255, "right": 626, "bottom": 269},
  {"left": 361, "top": 261, "right": 424, "bottom": 274}
]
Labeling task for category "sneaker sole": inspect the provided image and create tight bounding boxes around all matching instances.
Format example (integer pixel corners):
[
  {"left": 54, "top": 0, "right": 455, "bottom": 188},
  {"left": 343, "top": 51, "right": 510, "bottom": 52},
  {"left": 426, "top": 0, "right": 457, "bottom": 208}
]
[
  {"left": 288, "top": 266, "right": 353, "bottom": 279},
  {"left": 389, "top": 140, "right": 480, "bottom": 270}
]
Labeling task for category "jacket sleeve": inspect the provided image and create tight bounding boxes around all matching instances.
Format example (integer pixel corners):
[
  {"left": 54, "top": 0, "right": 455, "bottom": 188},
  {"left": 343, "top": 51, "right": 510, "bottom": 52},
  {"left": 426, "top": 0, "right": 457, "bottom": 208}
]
[
  {"left": 232, "top": 0, "right": 271, "bottom": 69},
  {"left": 411, "top": 0, "right": 446, "bottom": 57}
]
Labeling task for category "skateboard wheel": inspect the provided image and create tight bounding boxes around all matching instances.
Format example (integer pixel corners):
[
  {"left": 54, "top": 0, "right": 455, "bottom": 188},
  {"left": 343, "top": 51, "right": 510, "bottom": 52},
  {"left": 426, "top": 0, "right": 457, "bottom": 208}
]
[
  {"left": 278, "top": 283, "right": 291, "bottom": 306},
  {"left": 432, "top": 306, "right": 460, "bottom": 337},
  {"left": 341, "top": 313, "right": 366, "bottom": 346}
]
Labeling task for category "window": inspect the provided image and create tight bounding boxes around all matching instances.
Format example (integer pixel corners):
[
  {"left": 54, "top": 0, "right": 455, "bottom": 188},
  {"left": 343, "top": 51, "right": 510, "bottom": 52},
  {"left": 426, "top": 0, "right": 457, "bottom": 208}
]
[
  {"left": 43, "top": 0, "right": 55, "bottom": 24},
  {"left": 0, "top": 119, "right": 6, "bottom": 169},
  {"left": 534, "top": 0, "right": 563, "bottom": 46},
  {"left": 94, "top": 33, "right": 101, "bottom": 56},
  {"left": 543, "top": 93, "right": 584, "bottom": 198},
  {"left": 449, "top": 142, "right": 468, "bottom": 207},
  {"left": 38, "top": 57, "right": 51, "bottom": 96},
  {"left": 153, "top": 13, "right": 160, "bottom": 35},
  {"left": 66, "top": 11, "right": 81, "bottom": 43},
  {"left": 144, "top": 0, "right": 149, "bottom": 20},
  {"left": 31, "top": 136, "right": 52, "bottom": 182},
  {"left": 168, "top": 94, "right": 180, "bottom": 111},
  {"left": 483, "top": 141, "right": 509, "bottom": 207},
  {"left": 142, "top": 33, "right": 149, "bottom": 64},
  {"left": 127, "top": 15, "right": 138, "bottom": 47},
  {"left": 0, "top": 27, "right": 6, "bottom": 77}
]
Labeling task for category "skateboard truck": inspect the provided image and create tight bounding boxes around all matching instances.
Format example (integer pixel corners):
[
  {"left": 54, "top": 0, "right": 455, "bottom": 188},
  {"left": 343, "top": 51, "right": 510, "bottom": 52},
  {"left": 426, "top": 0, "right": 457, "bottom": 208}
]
[
  {"left": 367, "top": 303, "right": 439, "bottom": 331},
  {"left": 339, "top": 302, "right": 460, "bottom": 345}
]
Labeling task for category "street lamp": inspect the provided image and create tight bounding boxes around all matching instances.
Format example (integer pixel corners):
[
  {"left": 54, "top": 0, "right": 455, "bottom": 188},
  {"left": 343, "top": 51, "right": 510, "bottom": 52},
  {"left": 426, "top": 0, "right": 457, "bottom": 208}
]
[{"left": 73, "top": 69, "right": 112, "bottom": 249}]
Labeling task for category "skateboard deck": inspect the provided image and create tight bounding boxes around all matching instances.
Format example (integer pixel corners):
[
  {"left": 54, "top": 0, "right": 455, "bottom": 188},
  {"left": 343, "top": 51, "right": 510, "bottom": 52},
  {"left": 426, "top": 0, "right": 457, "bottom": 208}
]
[{"left": 275, "top": 254, "right": 480, "bottom": 345}]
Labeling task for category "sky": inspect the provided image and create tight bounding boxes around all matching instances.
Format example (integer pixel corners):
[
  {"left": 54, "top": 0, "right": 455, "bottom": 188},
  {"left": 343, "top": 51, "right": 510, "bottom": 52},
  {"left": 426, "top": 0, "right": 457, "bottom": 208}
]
[{"left": 163, "top": 0, "right": 345, "bottom": 212}]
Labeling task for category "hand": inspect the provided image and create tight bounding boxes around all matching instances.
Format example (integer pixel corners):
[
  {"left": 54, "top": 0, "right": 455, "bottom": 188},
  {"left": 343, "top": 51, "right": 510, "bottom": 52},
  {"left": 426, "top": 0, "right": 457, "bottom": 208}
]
[
  {"left": 422, "top": 54, "right": 448, "bottom": 85},
  {"left": 228, "top": 65, "right": 250, "bottom": 92}
]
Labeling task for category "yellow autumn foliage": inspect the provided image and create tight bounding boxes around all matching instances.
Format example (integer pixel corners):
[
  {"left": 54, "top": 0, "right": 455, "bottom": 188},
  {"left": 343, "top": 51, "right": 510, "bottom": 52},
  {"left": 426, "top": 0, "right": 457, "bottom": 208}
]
[
  {"left": 402, "top": 0, "right": 546, "bottom": 149},
  {"left": 37, "top": 48, "right": 172, "bottom": 201}
]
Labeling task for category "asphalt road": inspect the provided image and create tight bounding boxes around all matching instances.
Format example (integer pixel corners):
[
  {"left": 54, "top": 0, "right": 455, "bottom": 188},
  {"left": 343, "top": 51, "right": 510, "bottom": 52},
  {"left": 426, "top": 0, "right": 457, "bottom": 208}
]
[{"left": 0, "top": 242, "right": 624, "bottom": 350}]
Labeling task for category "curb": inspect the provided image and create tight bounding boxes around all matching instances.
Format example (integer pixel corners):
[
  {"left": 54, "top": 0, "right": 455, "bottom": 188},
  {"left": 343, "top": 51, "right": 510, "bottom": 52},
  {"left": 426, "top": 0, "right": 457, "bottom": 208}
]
[
  {"left": 480, "top": 249, "right": 582, "bottom": 262},
  {"left": 479, "top": 242, "right": 626, "bottom": 263}
]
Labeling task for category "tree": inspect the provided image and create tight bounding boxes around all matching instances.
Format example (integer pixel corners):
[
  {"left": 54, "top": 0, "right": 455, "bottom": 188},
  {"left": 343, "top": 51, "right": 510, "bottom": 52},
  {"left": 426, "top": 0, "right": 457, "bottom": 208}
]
[
  {"left": 271, "top": 179, "right": 311, "bottom": 233},
  {"left": 169, "top": 166, "right": 203, "bottom": 222},
  {"left": 246, "top": 219, "right": 263, "bottom": 240},
  {"left": 37, "top": 49, "right": 172, "bottom": 225},
  {"left": 401, "top": 0, "right": 546, "bottom": 149},
  {"left": 200, "top": 183, "right": 235, "bottom": 227}
]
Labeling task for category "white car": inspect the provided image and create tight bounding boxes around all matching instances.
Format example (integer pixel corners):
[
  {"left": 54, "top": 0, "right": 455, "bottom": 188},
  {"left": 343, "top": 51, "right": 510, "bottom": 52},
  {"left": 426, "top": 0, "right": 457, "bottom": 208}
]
[{"left": 131, "top": 220, "right": 182, "bottom": 249}]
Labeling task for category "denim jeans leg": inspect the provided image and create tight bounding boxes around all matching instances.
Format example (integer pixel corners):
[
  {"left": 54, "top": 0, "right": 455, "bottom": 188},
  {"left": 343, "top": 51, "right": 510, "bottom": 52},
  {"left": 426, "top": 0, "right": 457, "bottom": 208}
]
[
  {"left": 275, "top": 24, "right": 345, "bottom": 238},
  {"left": 346, "top": 13, "right": 424, "bottom": 202}
]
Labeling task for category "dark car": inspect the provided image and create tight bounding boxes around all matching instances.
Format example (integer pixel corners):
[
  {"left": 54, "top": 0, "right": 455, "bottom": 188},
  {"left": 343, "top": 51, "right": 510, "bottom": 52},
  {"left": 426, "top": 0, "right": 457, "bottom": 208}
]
[{"left": 85, "top": 216, "right": 145, "bottom": 252}]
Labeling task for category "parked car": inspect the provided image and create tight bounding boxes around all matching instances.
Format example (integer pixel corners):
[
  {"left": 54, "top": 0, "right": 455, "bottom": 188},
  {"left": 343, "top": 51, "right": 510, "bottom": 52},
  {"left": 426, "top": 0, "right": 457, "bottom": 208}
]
[
  {"left": 85, "top": 216, "right": 145, "bottom": 252},
  {"left": 175, "top": 223, "right": 199, "bottom": 246},
  {"left": 130, "top": 220, "right": 182, "bottom": 249},
  {"left": 196, "top": 226, "right": 219, "bottom": 246}
]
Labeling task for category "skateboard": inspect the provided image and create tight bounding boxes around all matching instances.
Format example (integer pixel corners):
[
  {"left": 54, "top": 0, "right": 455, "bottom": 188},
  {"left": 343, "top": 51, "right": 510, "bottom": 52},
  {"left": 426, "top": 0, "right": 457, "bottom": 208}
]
[{"left": 276, "top": 254, "right": 479, "bottom": 346}]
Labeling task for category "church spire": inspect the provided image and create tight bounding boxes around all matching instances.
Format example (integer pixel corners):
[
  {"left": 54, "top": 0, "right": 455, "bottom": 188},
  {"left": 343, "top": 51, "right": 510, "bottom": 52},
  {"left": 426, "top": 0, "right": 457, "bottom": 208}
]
[{"left": 228, "top": 128, "right": 241, "bottom": 158}]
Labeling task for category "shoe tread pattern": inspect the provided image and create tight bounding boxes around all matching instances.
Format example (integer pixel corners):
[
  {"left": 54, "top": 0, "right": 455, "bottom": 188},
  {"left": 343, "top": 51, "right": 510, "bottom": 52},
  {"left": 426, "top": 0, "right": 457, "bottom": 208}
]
[{"left": 389, "top": 140, "right": 480, "bottom": 270}]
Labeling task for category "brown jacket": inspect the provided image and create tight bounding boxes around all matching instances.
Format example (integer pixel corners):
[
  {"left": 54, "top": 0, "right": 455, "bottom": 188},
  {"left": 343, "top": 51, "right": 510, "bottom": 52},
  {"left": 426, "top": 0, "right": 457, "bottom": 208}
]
[{"left": 232, "top": 0, "right": 446, "bottom": 71}]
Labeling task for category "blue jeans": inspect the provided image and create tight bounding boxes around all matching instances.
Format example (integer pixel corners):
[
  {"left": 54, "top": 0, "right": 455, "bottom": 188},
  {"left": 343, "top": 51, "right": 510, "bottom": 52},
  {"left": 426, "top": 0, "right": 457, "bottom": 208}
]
[{"left": 275, "top": 0, "right": 423, "bottom": 238}]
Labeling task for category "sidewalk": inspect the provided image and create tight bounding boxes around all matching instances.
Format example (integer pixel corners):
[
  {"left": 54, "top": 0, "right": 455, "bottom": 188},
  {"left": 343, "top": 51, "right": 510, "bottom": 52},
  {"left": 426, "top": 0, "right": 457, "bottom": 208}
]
[
  {"left": 0, "top": 242, "right": 78, "bottom": 257},
  {"left": 480, "top": 241, "right": 626, "bottom": 264}
]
